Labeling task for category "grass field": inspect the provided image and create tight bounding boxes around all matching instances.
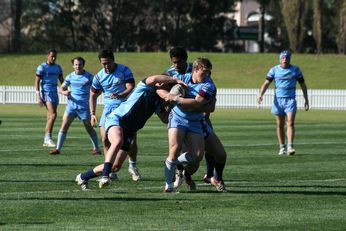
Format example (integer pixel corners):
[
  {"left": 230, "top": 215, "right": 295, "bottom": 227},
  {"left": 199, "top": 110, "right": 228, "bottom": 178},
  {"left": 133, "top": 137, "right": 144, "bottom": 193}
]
[
  {"left": 0, "top": 104, "right": 345, "bottom": 230},
  {"left": 1, "top": 52, "right": 346, "bottom": 89}
]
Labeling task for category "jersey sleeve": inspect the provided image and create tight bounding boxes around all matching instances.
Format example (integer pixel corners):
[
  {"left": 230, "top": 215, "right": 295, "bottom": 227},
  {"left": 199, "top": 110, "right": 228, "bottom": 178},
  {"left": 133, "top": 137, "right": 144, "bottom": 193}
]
[
  {"left": 294, "top": 66, "right": 304, "bottom": 79},
  {"left": 92, "top": 74, "right": 102, "bottom": 91},
  {"left": 123, "top": 66, "right": 134, "bottom": 82},
  {"left": 63, "top": 74, "right": 71, "bottom": 87},
  {"left": 198, "top": 82, "right": 215, "bottom": 100},
  {"left": 266, "top": 66, "right": 276, "bottom": 79},
  {"left": 57, "top": 64, "right": 63, "bottom": 76},
  {"left": 36, "top": 64, "right": 44, "bottom": 77}
]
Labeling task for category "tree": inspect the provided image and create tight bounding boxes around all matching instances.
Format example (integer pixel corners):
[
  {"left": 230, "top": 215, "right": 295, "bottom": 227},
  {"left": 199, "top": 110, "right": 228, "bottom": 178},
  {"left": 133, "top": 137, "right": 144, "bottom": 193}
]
[
  {"left": 281, "top": 0, "right": 308, "bottom": 52},
  {"left": 11, "top": 0, "right": 22, "bottom": 52},
  {"left": 336, "top": 0, "right": 346, "bottom": 54},
  {"left": 312, "top": 0, "right": 322, "bottom": 53}
]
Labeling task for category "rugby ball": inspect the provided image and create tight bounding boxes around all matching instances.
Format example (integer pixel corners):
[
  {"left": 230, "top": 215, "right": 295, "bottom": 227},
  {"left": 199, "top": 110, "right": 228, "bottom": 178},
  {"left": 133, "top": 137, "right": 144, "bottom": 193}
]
[{"left": 170, "top": 84, "right": 186, "bottom": 97}]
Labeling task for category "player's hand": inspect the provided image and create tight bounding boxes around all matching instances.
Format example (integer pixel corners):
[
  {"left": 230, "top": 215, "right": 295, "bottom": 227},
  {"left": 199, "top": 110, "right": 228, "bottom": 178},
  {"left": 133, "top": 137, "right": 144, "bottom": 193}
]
[
  {"left": 37, "top": 98, "right": 43, "bottom": 107},
  {"left": 109, "top": 93, "right": 118, "bottom": 99},
  {"left": 257, "top": 95, "right": 263, "bottom": 104},
  {"left": 304, "top": 100, "right": 310, "bottom": 111},
  {"left": 164, "top": 93, "right": 179, "bottom": 103},
  {"left": 90, "top": 115, "right": 98, "bottom": 127},
  {"left": 176, "top": 79, "right": 188, "bottom": 87},
  {"left": 63, "top": 90, "right": 71, "bottom": 96}
]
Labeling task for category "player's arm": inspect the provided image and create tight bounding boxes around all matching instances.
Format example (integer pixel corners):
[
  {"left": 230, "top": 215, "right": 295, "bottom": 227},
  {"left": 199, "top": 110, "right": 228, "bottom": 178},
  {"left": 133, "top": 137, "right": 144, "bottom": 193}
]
[
  {"left": 257, "top": 78, "right": 272, "bottom": 104},
  {"left": 89, "top": 87, "right": 102, "bottom": 127},
  {"left": 155, "top": 88, "right": 172, "bottom": 124},
  {"left": 58, "top": 74, "right": 64, "bottom": 85},
  {"left": 298, "top": 78, "right": 309, "bottom": 111},
  {"left": 165, "top": 93, "right": 213, "bottom": 113},
  {"left": 34, "top": 75, "right": 43, "bottom": 107},
  {"left": 59, "top": 83, "right": 71, "bottom": 96},
  {"left": 145, "top": 75, "right": 187, "bottom": 87},
  {"left": 110, "top": 79, "right": 135, "bottom": 99}
]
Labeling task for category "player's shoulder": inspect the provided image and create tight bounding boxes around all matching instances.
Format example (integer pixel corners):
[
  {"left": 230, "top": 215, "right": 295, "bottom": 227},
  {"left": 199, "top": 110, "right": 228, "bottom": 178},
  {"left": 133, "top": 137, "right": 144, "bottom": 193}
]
[
  {"left": 117, "top": 63, "right": 132, "bottom": 72},
  {"left": 289, "top": 64, "right": 301, "bottom": 71},
  {"left": 84, "top": 71, "right": 94, "bottom": 78},
  {"left": 165, "top": 65, "right": 176, "bottom": 75},
  {"left": 37, "top": 62, "right": 47, "bottom": 68},
  {"left": 65, "top": 71, "right": 74, "bottom": 79},
  {"left": 95, "top": 69, "right": 105, "bottom": 77}
]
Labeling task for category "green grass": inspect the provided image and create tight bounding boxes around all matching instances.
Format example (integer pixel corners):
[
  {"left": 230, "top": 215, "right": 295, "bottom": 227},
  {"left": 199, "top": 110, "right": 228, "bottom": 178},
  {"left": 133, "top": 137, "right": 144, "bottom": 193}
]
[
  {"left": 1, "top": 52, "right": 346, "bottom": 89},
  {"left": 0, "top": 105, "right": 345, "bottom": 230}
]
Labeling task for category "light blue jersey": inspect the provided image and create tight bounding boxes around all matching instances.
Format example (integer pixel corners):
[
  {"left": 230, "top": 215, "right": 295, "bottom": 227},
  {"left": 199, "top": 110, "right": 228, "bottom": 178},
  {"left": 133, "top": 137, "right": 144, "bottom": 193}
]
[
  {"left": 164, "top": 63, "right": 193, "bottom": 77},
  {"left": 36, "top": 62, "right": 63, "bottom": 92},
  {"left": 267, "top": 64, "right": 303, "bottom": 98},
  {"left": 172, "top": 73, "right": 216, "bottom": 121},
  {"left": 92, "top": 64, "right": 134, "bottom": 108},
  {"left": 64, "top": 71, "right": 93, "bottom": 112}
]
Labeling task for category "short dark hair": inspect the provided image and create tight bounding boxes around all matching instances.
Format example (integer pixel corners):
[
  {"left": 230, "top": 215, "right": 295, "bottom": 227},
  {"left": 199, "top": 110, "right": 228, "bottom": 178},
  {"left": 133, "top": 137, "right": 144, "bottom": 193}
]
[
  {"left": 47, "top": 48, "right": 57, "bottom": 54},
  {"left": 71, "top": 56, "right": 85, "bottom": 65},
  {"left": 169, "top": 46, "right": 188, "bottom": 60},
  {"left": 98, "top": 49, "right": 114, "bottom": 61}
]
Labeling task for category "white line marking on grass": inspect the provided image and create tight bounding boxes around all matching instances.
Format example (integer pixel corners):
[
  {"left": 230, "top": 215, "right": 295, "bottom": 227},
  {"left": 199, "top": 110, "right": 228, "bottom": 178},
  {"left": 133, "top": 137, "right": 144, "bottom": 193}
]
[
  {"left": 223, "top": 141, "right": 346, "bottom": 147},
  {"left": 2, "top": 141, "right": 346, "bottom": 153}
]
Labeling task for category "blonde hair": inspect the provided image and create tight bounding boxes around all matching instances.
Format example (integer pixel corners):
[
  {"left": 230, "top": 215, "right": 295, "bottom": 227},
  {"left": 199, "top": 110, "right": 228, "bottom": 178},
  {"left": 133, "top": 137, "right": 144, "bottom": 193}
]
[{"left": 192, "top": 57, "right": 212, "bottom": 71}]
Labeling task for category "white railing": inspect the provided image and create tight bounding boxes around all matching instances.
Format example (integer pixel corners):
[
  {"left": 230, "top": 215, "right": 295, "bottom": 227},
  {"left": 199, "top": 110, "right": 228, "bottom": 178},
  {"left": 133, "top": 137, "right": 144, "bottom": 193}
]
[{"left": 0, "top": 86, "right": 345, "bottom": 110}]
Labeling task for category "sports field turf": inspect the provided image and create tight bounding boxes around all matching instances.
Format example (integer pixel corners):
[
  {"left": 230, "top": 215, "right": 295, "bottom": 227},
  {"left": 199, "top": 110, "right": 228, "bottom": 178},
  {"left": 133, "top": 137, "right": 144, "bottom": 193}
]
[{"left": 0, "top": 105, "right": 345, "bottom": 230}]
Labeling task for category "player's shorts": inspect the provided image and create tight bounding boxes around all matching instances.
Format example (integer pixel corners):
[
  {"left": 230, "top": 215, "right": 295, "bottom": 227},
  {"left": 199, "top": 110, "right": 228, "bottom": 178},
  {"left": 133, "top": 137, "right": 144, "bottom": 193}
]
[
  {"left": 41, "top": 91, "right": 59, "bottom": 105},
  {"left": 271, "top": 97, "right": 297, "bottom": 115},
  {"left": 65, "top": 100, "right": 90, "bottom": 121},
  {"left": 100, "top": 105, "right": 119, "bottom": 127},
  {"left": 105, "top": 114, "right": 133, "bottom": 152},
  {"left": 168, "top": 111, "right": 206, "bottom": 135}
]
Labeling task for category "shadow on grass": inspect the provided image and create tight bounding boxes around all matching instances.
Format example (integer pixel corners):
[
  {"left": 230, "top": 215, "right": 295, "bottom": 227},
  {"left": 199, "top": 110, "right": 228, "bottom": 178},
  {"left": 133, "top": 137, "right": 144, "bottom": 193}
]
[
  {"left": 0, "top": 163, "right": 92, "bottom": 167},
  {"left": 233, "top": 185, "right": 346, "bottom": 189},
  {"left": 0, "top": 222, "right": 54, "bottom": 226},
  {"left": 2, "top": 197, "right": 180, "bottom": 202},
  {"left": 230, "top": 189, "right": 346, "bottom": 196}
]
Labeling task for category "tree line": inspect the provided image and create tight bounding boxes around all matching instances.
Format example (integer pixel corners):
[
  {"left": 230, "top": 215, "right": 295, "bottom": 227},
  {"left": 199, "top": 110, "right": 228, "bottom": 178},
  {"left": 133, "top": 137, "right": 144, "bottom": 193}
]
[{"left": 2, "top": 0, "right": 346, "bottom": 54}]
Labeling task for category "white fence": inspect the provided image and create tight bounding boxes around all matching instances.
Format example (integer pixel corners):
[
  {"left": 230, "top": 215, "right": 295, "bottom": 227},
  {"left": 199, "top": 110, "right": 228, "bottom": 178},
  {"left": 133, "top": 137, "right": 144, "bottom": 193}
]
[{"left": 0, "top": 86, "right": 345, "bottom": 110}]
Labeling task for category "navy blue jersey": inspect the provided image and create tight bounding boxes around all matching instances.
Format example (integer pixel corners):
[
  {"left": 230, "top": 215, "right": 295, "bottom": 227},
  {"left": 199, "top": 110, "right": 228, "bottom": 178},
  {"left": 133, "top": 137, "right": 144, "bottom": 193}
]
[{"left": 106, "top": 80, "right": 162, "bottom": 133}]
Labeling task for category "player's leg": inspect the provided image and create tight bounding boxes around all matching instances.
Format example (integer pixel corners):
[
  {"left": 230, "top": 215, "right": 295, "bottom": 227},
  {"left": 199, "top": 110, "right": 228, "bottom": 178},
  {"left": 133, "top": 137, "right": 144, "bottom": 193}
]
[
  {"left": 127, "top": 133, "right": 141, "bottom": 181},
  {"left": 165, "top": 127, "right": 185, "bottom": 192},
  {"left": 286, "top": 111, "right": 296, "bottom": 155},
  {"left": 203, "top": 118, "right": 216, "bottom": 183},
  {"left": 183, "top": 132, "right": 204, "bottom": 191},
  {"left": 205, "top": 132, "right": 227, "bottom": 192},
  {"left": 50, "top": 112, "right": 75, "bottom": 154},
  {"left": 83, "top": 119, "right": 101, "bottom": 155},
  {"left": 285, "top": 98, "right": 297, "bottom": 155},
  {"left": 99, "top": 125, "right": 123, "bottom": 188},
  {"left": 276, "top": 115, "right": 286, "bottom": 154},
  {"left": 100, "top": 126, "right": 110, "bottom": 154},
  {"left": 272, "top": 98, "right": 287, "bottom": 155},
  {"left": 43, "top": 101, "right": 58, "bottom": 147}
]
